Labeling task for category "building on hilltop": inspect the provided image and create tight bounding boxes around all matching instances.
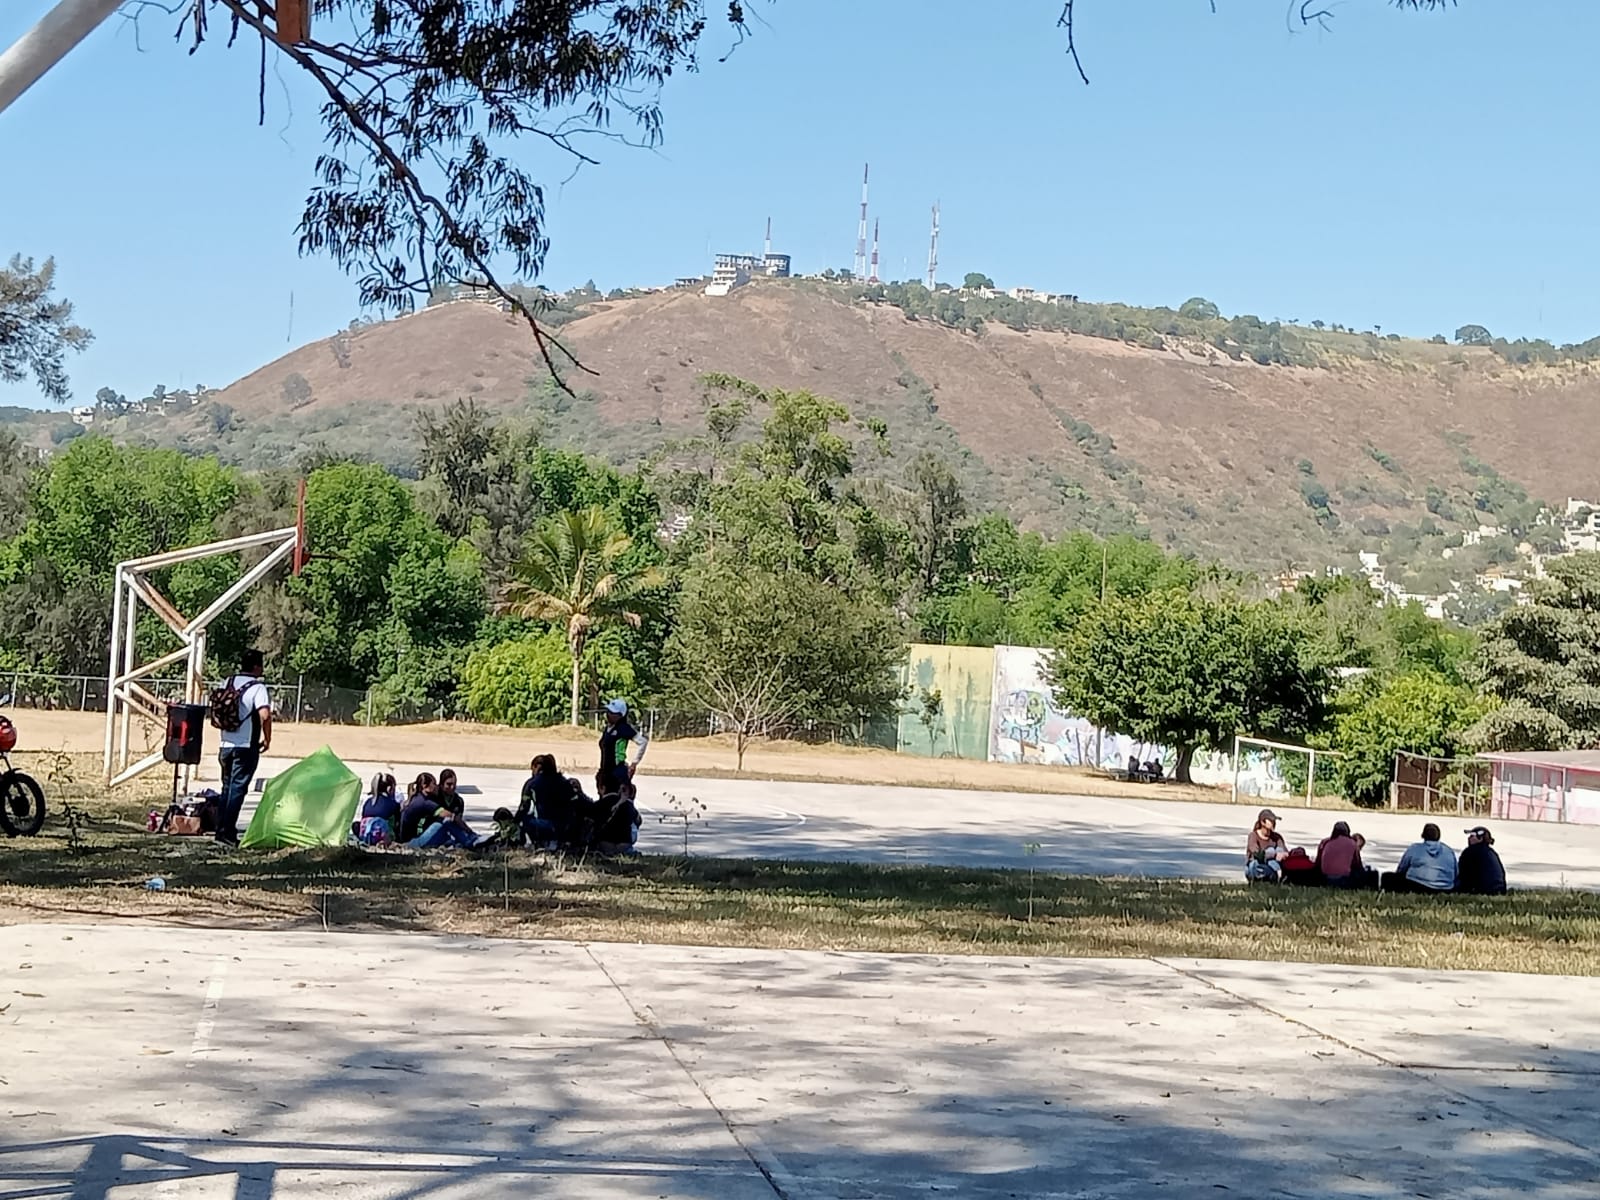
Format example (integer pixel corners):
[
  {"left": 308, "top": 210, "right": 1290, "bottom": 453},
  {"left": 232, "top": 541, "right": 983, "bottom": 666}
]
[{"left": 706, "top": 250, "right": 794, "bottom": 296}]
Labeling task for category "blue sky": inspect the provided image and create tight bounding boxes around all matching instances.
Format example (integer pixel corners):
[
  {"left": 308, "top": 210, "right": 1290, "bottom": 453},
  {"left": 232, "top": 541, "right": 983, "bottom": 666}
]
[{"left": 3, "top": 1, "right": 1597, "bottom": 407}]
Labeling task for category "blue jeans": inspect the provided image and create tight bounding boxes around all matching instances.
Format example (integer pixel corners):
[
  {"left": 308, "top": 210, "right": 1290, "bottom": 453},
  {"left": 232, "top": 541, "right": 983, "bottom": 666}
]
[
  {"left": 410, "top": 820, "right": 476, "bottom": 849},
  {"left": 520, "top": 816, "right": 558, "bottom": 846},
  {"left": 217, "top": 746, "right": 259, "bottom": 842}
]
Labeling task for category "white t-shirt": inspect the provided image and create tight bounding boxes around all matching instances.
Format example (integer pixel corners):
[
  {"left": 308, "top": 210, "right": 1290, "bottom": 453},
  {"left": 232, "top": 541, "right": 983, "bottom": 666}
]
[{"left": 219, "top": 675, "right": 272, "bottom": 750}]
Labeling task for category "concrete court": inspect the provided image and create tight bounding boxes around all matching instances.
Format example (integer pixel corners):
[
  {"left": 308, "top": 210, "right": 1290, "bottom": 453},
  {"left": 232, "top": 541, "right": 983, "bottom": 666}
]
[
  {"left": 255, "top": 756, "right": 1600, "bottom": 890},
  {"left": 2, "top": 923, "right": 1597, "bottom": 1200}
]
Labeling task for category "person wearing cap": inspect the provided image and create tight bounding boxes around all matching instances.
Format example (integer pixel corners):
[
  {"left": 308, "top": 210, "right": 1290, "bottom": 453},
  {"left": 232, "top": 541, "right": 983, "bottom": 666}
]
[
  {"left": 1383, "top": 822, "right": 1457, "bottom": 893},
  {"left": 1244, "top": 809, "right": 1288, "bottom": 882},
  {"left": 597, "top": 699, "right": 649, "bottom": 800},
  {"left": 1457, "top": 825, "right": 1507, "bottom": 895}
]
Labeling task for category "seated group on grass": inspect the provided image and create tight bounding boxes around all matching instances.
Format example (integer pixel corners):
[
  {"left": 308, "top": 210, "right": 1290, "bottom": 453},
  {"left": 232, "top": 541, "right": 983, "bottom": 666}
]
[
  {"left": 1244, "top": 810, "right": 1507, "bottom": 895},
  {"left": 350, "top": 758, "right": 641, "bottom": 855}
]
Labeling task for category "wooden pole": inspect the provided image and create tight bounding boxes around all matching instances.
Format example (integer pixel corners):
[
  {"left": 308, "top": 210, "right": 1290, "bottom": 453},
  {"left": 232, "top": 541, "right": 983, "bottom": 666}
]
[{"left": 276, "top": 0, "right": 311, "bottom": 46}]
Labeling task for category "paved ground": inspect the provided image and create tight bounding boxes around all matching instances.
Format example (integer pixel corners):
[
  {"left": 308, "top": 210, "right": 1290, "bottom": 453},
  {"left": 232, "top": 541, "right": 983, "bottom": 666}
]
[
  {"left": 254, "top": 757, "right": 1600, "bottom": 889},
  {"left": 2, "top": 923, "right": 1597, "bottom": 1198}
]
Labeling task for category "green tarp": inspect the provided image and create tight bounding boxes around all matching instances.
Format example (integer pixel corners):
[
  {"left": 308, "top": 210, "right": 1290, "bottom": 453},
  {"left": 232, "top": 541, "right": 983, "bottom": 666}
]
[{"left": 240, "top": 746, "right": 362, "bottom": 849}]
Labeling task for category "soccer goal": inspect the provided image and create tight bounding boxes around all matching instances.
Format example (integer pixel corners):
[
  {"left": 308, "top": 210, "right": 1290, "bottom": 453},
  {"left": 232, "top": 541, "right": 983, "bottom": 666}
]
[{"left": 1229, "top": 735, "right": 1331, "bottom": 808}]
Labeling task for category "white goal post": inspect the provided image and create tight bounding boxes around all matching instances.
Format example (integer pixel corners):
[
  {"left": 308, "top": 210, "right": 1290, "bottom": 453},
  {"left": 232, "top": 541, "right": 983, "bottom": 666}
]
[
  {"left": 104, "top": 527, "right": 300, "bottom": 788},
  {"left": 1229, "top": 735, "right": 1333, "bottom": 808}
]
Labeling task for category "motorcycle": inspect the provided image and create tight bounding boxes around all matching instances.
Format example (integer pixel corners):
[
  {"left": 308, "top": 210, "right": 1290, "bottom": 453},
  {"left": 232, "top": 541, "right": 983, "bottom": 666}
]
[{"left": 0, "top": 697, "right": 46, "bottom": 837}]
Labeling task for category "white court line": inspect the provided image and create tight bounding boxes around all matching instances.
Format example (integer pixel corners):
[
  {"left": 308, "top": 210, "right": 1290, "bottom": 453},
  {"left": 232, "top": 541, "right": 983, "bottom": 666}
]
[
  {"left": 153, "top": 954, "right": 232, "bottom": 1198},
  {"left": 187, "top": 954, "right": 230, "bottom": 1064}
]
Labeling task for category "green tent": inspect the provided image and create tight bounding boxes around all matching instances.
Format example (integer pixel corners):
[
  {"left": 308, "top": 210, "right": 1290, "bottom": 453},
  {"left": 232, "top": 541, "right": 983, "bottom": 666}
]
[{"left": 240, "top": 746, "right": 362, "bottom": 849}]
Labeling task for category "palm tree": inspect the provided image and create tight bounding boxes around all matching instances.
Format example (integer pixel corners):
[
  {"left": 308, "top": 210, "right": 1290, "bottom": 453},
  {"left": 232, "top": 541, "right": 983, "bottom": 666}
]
[{"left": 501, "top": 506, "right": 665, "bottom": 725}]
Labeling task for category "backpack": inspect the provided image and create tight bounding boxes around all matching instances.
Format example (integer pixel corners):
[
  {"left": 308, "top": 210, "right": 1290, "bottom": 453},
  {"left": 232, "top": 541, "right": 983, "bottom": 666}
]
[{"left": 208, "top": 675, "right": 253, "bottom": 732}]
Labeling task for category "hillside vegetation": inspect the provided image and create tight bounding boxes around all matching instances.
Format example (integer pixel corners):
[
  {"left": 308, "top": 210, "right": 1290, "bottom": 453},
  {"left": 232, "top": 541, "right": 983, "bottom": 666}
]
[{"left": 10, "top": 281, "right": 1597, "bottom": 575}]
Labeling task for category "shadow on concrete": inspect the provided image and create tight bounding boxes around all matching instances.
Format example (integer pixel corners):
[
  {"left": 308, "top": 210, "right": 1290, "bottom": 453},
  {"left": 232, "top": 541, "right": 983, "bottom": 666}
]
[{"left": 3, "top": 943, "right": 1597, "bottom": 1200}]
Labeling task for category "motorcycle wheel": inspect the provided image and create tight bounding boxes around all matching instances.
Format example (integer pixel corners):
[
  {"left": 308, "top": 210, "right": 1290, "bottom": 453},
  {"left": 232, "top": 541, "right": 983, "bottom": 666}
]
[{"left": 0, "top": 770, "right": 46, "bottom": 837}]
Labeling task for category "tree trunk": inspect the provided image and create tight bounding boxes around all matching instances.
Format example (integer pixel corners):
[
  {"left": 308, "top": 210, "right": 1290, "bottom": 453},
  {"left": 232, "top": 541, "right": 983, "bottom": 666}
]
[
  {"left": 735, "top": 727, "right": 747, "bottom": 773},
  {"left": 568, "top": 630, "right": 584, "bottom": 726},
  {"left": 1175, "top": 744, "right": 1196, "bottom": 785}
]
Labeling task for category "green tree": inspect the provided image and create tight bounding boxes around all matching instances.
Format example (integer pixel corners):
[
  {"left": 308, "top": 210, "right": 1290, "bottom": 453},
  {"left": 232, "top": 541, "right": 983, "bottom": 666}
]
[
  {"left": 906, "top": 451, "right": 967, "bottom": 594},
  {"left": 1049, "top": 591, "right": 1326, "bottom": 783},
  {"left": 1455, "top": 324, "right": 1493, "bottom": 346},
  {"left": 1467, "top": 553, "right": 1600, "bottom": 750},
  {"left": 501, "top": 506, "right": 665, "bottom": 724},
  {"left": 0, "top": 255, "right": 91, "bottom": 403},
  {"left": 461, "top": 628, "right": 636, "bottom": 728},
  {"left": 664, "top": 562, "right": 906, "bottom": 769},
  {"left": 286, "top": 462, "right": 434, "bottom": 687},
  {"left": 415, "top": 398, "right": 513, "bottom": 538},
  {"left": 281, "top": 372, "right": 313, "bottom": 408},
  {"left": 1332, "top": 673, "right": 1487, "bottom": 807},
  {"left": 962, "top": 272, "right": 995, "bottom": 290},
  {"left": 1178, "top": 297, "right": 1221, "bottom": 321}
]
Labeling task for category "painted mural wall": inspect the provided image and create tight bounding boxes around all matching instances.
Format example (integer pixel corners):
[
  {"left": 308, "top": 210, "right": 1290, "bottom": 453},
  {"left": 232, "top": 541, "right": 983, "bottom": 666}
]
[
  {"left": 986, "top": 646, "right": 1161, "bottom": 769},
  {"left": 897, "top": 644, "right": 996, "bottom": 761}
]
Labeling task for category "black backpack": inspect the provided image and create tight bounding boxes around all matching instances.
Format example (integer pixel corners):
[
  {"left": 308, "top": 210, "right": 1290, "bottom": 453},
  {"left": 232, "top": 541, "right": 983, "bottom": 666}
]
[{"left": 207, "top": 675, "right": 253, "bottom": 732}]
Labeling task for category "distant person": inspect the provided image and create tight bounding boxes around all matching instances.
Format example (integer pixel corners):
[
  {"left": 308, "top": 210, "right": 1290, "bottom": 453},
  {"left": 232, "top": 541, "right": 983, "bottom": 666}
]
[
  {"left": 399, "top": 772, "right": 476, "bottom": 849},
  {"left": 515, "top": 755, "right": 565, "bottom": 847},
  {"left": 211, "top": 648, "right": 272, "bottom": 847},
  {"left": 437, "top": 768, "right": 465, "bottom": 817},
  {"left": 355, "top": 772, "right": 400, "bottom": 845},
  {"left": 1245, "top": 809, "right": 1288, "bottom": 883},
  {"left": 1457, "top": 826, "right": 1507, "bottom": 895},
  {"left": 1315, "top": 820, "right": 1375, "bottom": 889},
  {"left": 597, "top": 700, "right": 649, "bottom": 801},
  {"left": 1383, "top": 823, "right": 1457, "bottom": 894}
]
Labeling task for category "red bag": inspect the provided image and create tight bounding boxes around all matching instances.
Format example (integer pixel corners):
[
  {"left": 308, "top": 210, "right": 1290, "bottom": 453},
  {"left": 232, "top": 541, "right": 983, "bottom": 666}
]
[{"left": 1281, "top": 847, "right": 1317, "bottom": 872}]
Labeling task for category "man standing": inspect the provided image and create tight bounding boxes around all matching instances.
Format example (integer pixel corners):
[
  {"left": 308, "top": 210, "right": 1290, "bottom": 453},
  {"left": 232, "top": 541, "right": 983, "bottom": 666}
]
[
  {"left": 1457, "top": 826, "right": 1508, "bottom": 895},
  {"left": 597, "top": 699, "right": 649, "bottom": 800},
  {"left": 212, "top": 648, "right": 272, "bottom": 847}
]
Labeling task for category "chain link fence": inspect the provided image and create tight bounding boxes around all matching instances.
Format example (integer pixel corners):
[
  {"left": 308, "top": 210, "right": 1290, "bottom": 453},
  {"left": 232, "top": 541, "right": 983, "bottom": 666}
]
[{"left": 1, "top": 671, "right": 901, "bottom": 748}]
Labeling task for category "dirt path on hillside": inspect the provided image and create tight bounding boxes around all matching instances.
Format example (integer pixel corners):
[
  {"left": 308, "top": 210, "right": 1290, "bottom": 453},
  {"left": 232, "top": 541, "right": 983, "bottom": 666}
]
[{"left": 20, "top": 709, "right": 1231, "bottom": 800}]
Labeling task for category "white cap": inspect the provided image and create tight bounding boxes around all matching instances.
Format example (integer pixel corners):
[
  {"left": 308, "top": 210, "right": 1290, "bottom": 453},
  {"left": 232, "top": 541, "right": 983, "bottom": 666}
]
[{"left": 605, "top": 699, "right": 628, "bottom": 716}]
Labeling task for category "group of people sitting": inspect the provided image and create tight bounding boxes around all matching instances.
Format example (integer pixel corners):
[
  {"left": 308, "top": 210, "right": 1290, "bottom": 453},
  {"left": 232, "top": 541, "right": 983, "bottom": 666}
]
[
  {"left": 352, "top": 759, "right": 643, "bottom": 854},
  {"left": 350, "top": 698, "right": 652, "bottom": 855},
  {"left": 1245, "top": 809, "right": 1507, "bottom": 895}
]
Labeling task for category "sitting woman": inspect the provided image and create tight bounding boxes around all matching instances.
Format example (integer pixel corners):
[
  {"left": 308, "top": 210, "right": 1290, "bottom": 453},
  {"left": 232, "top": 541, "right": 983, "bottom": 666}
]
[
  {"left": 515, "top": 755, "right": 566, "bottom": 847},
  {"left": 437, "top": 768, "right": 465, "bottom": 817},
  {"left": 1244, "top": 809, "right": 1288, "bottom": 883},
  {"left": 399, "top": 772, "right": 476, "bottom": 849},
  {"left": 354, "top": 772, "right": 400, "bottom": 845},
  {"left": 1315, "top": 820, "right": 1375, "bottom": 889}
]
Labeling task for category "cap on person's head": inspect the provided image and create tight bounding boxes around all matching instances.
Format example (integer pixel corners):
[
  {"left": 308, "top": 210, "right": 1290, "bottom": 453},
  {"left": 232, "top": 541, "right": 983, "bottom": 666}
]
[
  {"left": 605, "top": 698, "right": 628, "bottom": 716},
  {"left": 241, "top": 647, "right": 264, "bottom": 673},
  {"left": 1465, "top": 825, "right": 1494, "bottom": 844},
  {"left": 1422, "top": 822, "right": 1442, "bottom": 842},
  {"left": 1257, "top": 808, "right": 1280, "bottom": 825}
]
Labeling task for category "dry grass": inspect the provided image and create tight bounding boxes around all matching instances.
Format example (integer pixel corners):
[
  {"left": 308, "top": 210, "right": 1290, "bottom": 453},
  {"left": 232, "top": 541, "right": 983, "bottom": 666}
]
[
  {"left": 2, "top": 796, "right": 1593, "bottom": 977},
  {"left": 16, "top": 710, "right": 1358, "bottom": 809}
]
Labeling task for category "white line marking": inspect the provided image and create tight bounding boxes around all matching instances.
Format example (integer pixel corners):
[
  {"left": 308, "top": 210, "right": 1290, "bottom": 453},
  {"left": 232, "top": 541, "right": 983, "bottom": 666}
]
[{"left": 187, "top": 954, "right": 230, "bottom": 1064}]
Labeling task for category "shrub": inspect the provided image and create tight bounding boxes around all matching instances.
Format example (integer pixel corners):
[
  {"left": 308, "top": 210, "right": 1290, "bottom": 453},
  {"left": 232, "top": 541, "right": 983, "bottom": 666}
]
[{"left": 461, "top": 630, "right": 636, "bottom": 728}]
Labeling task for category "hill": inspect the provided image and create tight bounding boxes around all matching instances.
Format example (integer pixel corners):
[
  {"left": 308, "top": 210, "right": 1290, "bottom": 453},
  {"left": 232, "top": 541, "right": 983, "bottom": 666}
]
[{"left": 26, "top": 281, "right": 1600, "bottom": 579}]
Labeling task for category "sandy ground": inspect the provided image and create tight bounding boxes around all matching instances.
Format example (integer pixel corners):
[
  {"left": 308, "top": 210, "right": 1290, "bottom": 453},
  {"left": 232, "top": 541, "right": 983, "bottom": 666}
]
[
  {"left": 28, "top": 708, "right": 1242, "bottom": 801},
  {"left": 3, "top": 923, "right": 1596, "bottom": 1199}
]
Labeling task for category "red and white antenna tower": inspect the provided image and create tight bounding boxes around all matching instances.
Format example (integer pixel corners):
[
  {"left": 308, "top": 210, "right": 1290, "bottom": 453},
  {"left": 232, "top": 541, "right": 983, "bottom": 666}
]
[
  {"left": 869, "top": 218, "right": 881, "bottom": 283},
  {"left": 926, "top": 202, "right": 940, "bottom": 289},
  {"left": 854, "top": 163, "right": 869, "bottom": 279}
]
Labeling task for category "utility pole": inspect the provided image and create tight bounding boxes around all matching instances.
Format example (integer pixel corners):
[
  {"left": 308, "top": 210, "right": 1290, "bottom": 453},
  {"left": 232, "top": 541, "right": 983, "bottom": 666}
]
[{"left": 0, "top": 0, "right": 123, "bottom": 116}]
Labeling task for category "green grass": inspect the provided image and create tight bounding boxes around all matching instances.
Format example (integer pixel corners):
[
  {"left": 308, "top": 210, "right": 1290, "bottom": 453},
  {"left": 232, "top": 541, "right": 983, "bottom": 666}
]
[{"left": 3, "top": 791, "right": 1596, "bottom": 976}]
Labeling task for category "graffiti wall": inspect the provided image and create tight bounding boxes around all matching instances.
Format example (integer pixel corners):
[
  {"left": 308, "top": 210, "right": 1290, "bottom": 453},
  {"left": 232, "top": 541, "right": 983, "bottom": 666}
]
[
  {"left": 987, "top": 646, "right": 1162, "bottom": 769},
  {"left": 897, "top": 644, "right": 996, "bottom": 761}
]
